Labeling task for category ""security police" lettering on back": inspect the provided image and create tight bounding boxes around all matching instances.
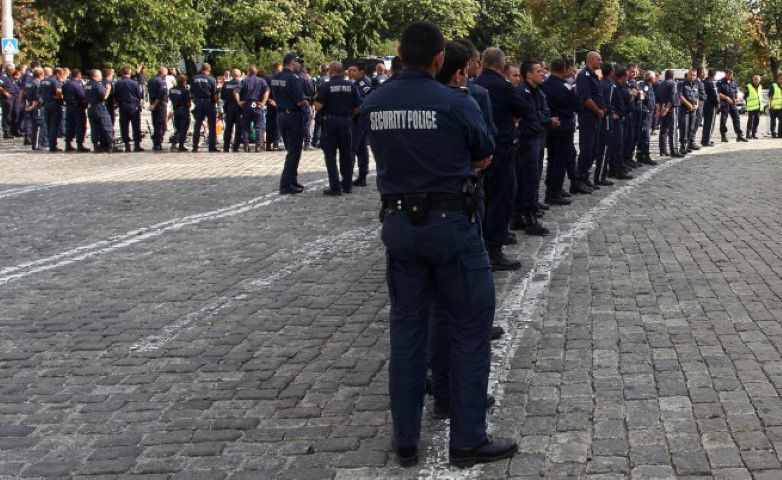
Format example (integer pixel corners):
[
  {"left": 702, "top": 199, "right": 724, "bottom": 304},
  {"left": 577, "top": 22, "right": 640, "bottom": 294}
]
[{"left": 369, "top": 110, "right": 438, "bottom": 130}]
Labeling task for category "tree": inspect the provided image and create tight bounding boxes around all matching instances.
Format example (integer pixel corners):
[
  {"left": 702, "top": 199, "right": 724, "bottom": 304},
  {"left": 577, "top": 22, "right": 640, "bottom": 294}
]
[
  {"left": 744, "top": 0, "right": 782, "bottom": 77},
  {"left": 13, "top": 0, "right": 61, "bottom": 65},
  {"left": 526, "top": 0, "right": 622, "bottom": 56},
  {"left": 383, "top": 0, "right": 480, "bottom": 39}
]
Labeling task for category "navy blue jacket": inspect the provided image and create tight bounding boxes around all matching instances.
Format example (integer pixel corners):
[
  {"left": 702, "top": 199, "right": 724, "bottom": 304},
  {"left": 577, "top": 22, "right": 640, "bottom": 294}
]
[
  {"left": 704, "top": 78, "right": 718, "bottom": 106},
  {"left": 466, "top": 81, "right": 498, "bottom": 139},
  {"left": 475, "top": 68, "right": 529, "bottom": 146},
  {"left": 239, "top": 74, "right": 268, "bottom": 102},
  {"left": 169, "top": 85, "right": 190, "bottom": 110},
  {"left": 270, "top": 68, "right": 305, "bottom": 110},
  {"left": 717, "top": 79, "right": 738, "bottom": 105},
  {"left": 114, "top": 76, "right": 143, "bottom": 111},
  {"left": 221, "top": 78, "right": 241, "bottom": 106},
  {"left": 316, "top": 77, "right": 361, "bottom": 116},
  {"left": 541, "top": 75, "right": 582, "bottom": 134},
  {"left": 63, "top": 79, "right": 87, "bottom": 108},
  {"left": 85, "top": 79, "right": 108, "bottom": 106},
  {"left": 639, "top": 81, "right": 656, "bottom": 113},
  {"left": 39, "top": 76, "right": 63, "bottom": 105},
  {"left": 147, "top": 75, "right": 169, "bottom": 103},
  {"left": 360, "top": 69, "right": 494, "bottom": 195},
  {"left": 679, "top": 79, "right": 699, "bottom": 106},
  {"left": 576, "top": 67, "right": 604, "bottom": 114},
  {"left": 189, "top": 73, "right": 215, "bottom": 100},
  {"left": 516, "top": 82, "right": 547, "bottom": 138}
]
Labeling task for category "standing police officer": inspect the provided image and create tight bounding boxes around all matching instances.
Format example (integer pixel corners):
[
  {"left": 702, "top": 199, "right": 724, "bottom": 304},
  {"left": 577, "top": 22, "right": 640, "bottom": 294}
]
[
  {"left": 574, "top": 51, "right": 604, "bottom": 193},
  {"left": 114, "top": 67, "right": 145, "bottom": 152},
  {"left": 347, "top": 61, "right": 373, "bottom": 187},
  {"left": 169, "top": 74, "right": 191, "bottom": 152},
  {"left": 102, "top": 68, "right": 118, "bottom": 130},
  {"left": 658, "top": 70, "right": 682, "bottom": 157},
  {"left": 717, "top": 69, "right": 748, "bottom": 143},
  {"left": 190, "top": 63, "right": 218, "bottom": 152},
  {"left": 85, "top": 69, "right": 115, "bottom": 153},
  {"left": 0, "top": 64, "right": 21, "bottom": 139},
  {"left": 270, "top": 53, "right": 309, "bottom": 194},
  {"left": 679, "top": 68, "right": 700, "bottom": 153},
  {"left": 147, "top": 66, "right": 170, "bottom": 151},
  {"left": 221, "top": 69, "right": 243, "bottom": 152},
  {"left": 237, "top": 66, "right": 269, "bottom": 153},
  {"left": 636, "top": 70, "right": 657, "bottom": 164},
  {"left": 63, "top": 69, "right": 89, "bottom": 152},
  {"left": 360, "top": 20, "right": 517, "bottom": 468},
  {"left": 607, "top": 67, "right": 633, "bottom": 180},
  {"left": 693, "top": 67, "right": 707, "bottom": 143},
  {"left": 39, "top": 67, "right": 64, "bottom": 152},
  {"left": 23, "top": 67, "right": 45, "bottom": 150},
  {"left": 701, "top": 68, "right": 719, "bottom": 147},
  {"left": 623, "top": 63, "right": 642, "bottom": 169},
  {"left": 314, "top": 61, "right": 360, "bottom": 195}
]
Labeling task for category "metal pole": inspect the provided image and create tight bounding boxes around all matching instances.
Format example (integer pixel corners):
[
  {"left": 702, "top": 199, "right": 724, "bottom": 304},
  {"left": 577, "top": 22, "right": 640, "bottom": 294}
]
[{"left": 1, "top": 0, "right": 13, "bottom": 65}]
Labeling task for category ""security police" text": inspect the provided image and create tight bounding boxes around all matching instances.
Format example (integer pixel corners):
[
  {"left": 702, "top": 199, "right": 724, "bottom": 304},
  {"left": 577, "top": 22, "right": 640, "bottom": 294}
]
[{"left": 369, "top": 110, "right": 438, "bottom": 131}]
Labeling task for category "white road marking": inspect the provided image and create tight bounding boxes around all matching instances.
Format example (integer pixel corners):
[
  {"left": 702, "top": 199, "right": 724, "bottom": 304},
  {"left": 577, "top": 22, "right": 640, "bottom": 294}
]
[
  {"left": 418, "top": 152, "right": 697, "bottom": 478},
  {"left": 0, "top": 178, "right": 330, "bottom": 285},
  {"left": 129, "top": 225, "right": 381, "bottom": 352}
]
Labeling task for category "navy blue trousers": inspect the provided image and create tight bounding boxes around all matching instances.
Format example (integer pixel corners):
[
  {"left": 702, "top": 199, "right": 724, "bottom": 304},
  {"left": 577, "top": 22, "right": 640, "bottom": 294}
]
[
  {"left": 383, "top": 209, "right": 493, "bottom": 450},
  {"left": 43, "top": 104, "right": 62, "bottom": 151},
  {"left": 577, "top": 114, "right": 599, "bottom": 180},
  {"left": 720, "top": 104, "right": 742, "bottom": 136},
  {"left": 352, "top": 119, "right": 370, "bottom": 178},
  {"left": 545, "top": 129, "right": 576, "bottom": 194},
  {"left": 172, "top": 107, "right": 190, "bottom": 146},
  {"left": 321, "top": 116, "right": 353, "bottom": 192},
  {"left": 514, "top": 136, "right": 542, "bottom": 215},
  {"left": 278, "top": 111, "right": 304, "bottom": 188},
  {"left": 119, "top": 107, "right": 142, "bottom": 145},
  {"left": 241, "top": 104, "right": 265, "bottom": 147},
  {"left": 192, "top": 99, "right": 216, "bottom": 149},
  {"left": 87, "top": 104, "right": 113, "bottom": 150},
  {"left": 222, "top": 104, "right": 242, "bottom": 151},
  {"left": 65, "top": 106, "right": 87, "bottom": 144},
  {"left": 481, "top": 143, "right": 516, "bottom": 250},
  {"left": 659, "top": 109, "right": 678, "bottom": 154},
  {"left": 151, "top": 104, "right": 168, "bottom": 146}
]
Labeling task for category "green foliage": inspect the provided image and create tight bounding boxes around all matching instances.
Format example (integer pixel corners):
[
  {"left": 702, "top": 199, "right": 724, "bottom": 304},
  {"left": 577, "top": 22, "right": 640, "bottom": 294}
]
[
  {"left": 609, "top": 35, "right": 689, "bottom": 70},
  {"left": 13, "top": 0, "right": 61, "bottom": 65},
  {"left": 383, "top": 0, "right": 480, "bottom": 39},
  {"left": 526, "top": 0, "right": 622, "bottom": 55}
]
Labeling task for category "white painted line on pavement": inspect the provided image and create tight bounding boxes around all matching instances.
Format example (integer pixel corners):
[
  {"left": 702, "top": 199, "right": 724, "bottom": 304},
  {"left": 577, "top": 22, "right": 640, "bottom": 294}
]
[
  {"left": 129, "top": 225, "right": 381, "bottom": 353},
  {"left": 418, "top": 152, "right": 696, "bottom": 478},
  {"left": 0, "top": 178, "right": 330, "bottom": 285}
]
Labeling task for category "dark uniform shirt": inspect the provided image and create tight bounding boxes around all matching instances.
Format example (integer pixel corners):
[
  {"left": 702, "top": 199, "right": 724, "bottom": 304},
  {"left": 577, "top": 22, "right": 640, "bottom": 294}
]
[
  {"left": 541, "top": 74, "right": 583, "bottom": 133},
  {"left": 639, "top": 80, "right": 656, "bottom": 113},
  {"left": 270, "top": 68, "right": 305, "bottom": 110},
  {"left": 169, "top": 85, "right": 190, "bottom": 110},
  {"left": 696, "top": 78, "right": 707, "bottom": 102},
  {"left": 704, "top": 78, "right": 718, "bottom": 105},
  {"left": 717, "top": 78, "right": 738, "bottom": 106},
  {"left": 24, "top": 78, "right": 39, "bottom": 106},
  {"left": 679, "top": 79, "right": 699, "bottom": 105},
  {"left": 475, "top": 68, "right": 529, "bottom": 146},
  {"left": 465, "top": 81, "right": 498, "bottom": 139},
  {"left": 299, "top": 73, "right": 316, "bottom": 100},
  {"left": 114, "top": 76, "right": 143, "bottom": 109},
  {"left": 84, "top": 79, "right": 108, "bottom": 106},
  {"left": 516, "top": 82, "right": 547, "bottom": 137},
  {"left": 613, "top": 81, "right": 630, "bottom": 118},
  {"left": 239, "top": 74, "right": 268, "bottom": 102},
  {"left": 360, "top": 69, "right": 494, "bottom": 195},
  {"left": 39, "top": 76, "right": 63, "bottom": 105},
  {"left": 63, "top": 78, "right": 87, "bottom": 108},
  {"left": 221, "top": 78, "right": 241, "bottom": 106},
  {"left": 576, "top": 67, "right": 604, "bottom": 113},
  {"left": 316, "top": 77, "right": 361, "bottom": 116},
  {"left": 1, "top": 72, "right": 21, "bottom": 97},
  {"left": 190, "top": 73, "right": 215, "bottom": 100},
  {"left": 102, "top": 78, "right": 116, "bottom": 109},
  {"left": 658, "top": 80, "right": 680, "bottom": 107},
  {"left": 147, "top": 75, "right": 169, "bottom": 103},
  {"left": 355, "top": 75, "right": 373, "bottom": 100},
  {"left": 626, "top": 78, "right": 642, "bottom": 111}
]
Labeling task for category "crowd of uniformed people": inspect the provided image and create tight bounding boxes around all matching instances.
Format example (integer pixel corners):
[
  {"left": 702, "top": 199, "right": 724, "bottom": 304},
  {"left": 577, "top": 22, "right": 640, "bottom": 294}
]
[{"left": 2, "top": 20, "right": 782, "bottom": 469}]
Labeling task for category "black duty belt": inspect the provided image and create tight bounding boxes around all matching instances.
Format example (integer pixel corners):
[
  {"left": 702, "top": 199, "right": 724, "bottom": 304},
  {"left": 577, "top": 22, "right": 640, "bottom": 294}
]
[{"left": 382, "top": 193, "right": 465, "bottom": 212}]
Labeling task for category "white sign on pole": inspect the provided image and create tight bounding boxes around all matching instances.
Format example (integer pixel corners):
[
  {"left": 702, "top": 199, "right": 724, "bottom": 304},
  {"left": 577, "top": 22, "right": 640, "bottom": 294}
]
[{"left": 1, "top": 37, "right": 18, "bottom": 56}]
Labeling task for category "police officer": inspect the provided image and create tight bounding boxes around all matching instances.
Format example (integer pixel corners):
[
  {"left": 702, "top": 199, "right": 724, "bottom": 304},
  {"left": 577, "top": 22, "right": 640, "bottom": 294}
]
[
  {"left": 574, "top": 51, "right": 604, "bottom": 193},
  {"left": 607, "top": 67, "right": 633, "bottom": 180},
  {"left": 147, "top": 66, "right": 169, "bottom": 151},
  {"left": 769, "top": 73, "right": 782, "bottom": 138},
  {"left": 221, "top": 68, "right": 243, "bottom": 152},
  {"left": 360, "top": 20, "right": 516, "bottom": 468},
  {"left": 18, "top": 62, "right": 37, "bottom": 144},
  {"left": 541, "top": 58, "right": 581, "bottom": 205},
  {"left": 102, "top": 68, "right": 117, "bottom": 129},
  {"left": 85, "top": 69, "right": 115, "bottom": 153},
  {"left": 63, "top": 69, "right": 89, "bottom": 152},
  {"left": 701, "top": 68, "right": 719, "bottom": 146},
  {"left": 312, "top": 63, "right": 329, "bottom": 148},
  {"left": 636, "top": 70, "right": 657, "bottom": 165},
  {"left": 593, "top": 63, "right": 616, "bottom": 184},
  {"left": 679, "top": 68, "right": 700, "bottom": 152},
  {"left": 39, "top": 67, "right": 64, "bottom": 152},
  {"left": 623, "top": 63, "right": 642, "bottom": 169},
  {"left": 190, "top": 63, "right": 218, "bottom": 152},
  {"left": 270, "top": 53, "right": 309, "bottom": 194},
  {"left": 693, "top": 67, "right": 707, "bottom": 143},
  {"left": 475, "top": 47, "right": 528, "bottom": 270},
  {"left": 237, "top": 66, "right": 269, "bottom": 153},
  {"left": 514, "top": 60, "right": 551, "bottom": 236},
  {"left": 169, "top": 74, "right": 191, "bottom": 152},
  {"left": 314, "top": 61, "right": 361, "bottom": 195},
  {"left": 23, "top": 67, "right": 45, "bottom": 150},
  {"left": 717, "top": 69, "right": 748, "bottom": 142},
  {"left": 347, "top": 61, "right": 373, "bottom": 186},
  {"left": 299, "top": 66, "right": 316, "bottom": 150},
  {"left": 453, "top": 38, "right": 498, "bottom": 141},
  {"left": 658, "top": 70, "right": 682, "bottom": 157},
  {"left": 114, "top": 67, "right": 144, "bottom": 152},
  {"left": 265, "top": 62, "right": 283, "bottom": 151},
  {"left": 745, "top": 74, "right": 762, "bottom": 139},
  {"left": 0, "top": 63, "right": 21, "bottom": 139}
]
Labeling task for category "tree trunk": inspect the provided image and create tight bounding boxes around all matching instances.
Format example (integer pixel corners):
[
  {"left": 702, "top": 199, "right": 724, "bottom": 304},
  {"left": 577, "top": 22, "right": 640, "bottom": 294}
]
[
  {"left": 184, "top": 56, "right": 197, "bottom": 77},
  {"left": 771, "top": 57, "right": 780, "bottom": 79}
]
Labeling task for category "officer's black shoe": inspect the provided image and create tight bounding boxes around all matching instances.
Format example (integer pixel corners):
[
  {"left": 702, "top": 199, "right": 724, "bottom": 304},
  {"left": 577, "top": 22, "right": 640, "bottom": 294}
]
[
  {"left": 645, "top": 158, "right": 658, "bottom": 166},
  {"left": 280, "top": 185, "right": 304, "bottom": 195},
  {"left": 65, "top": 142, "right": 75, "bottom": 152},
  {"left": 153, "top": 144, "right": 163, "bottom": 151},
  {"left": 596, "top": 179, "right": 614, "bottom": 186},
  {"left": 208, "top": 147, "right": 220, "bottom": 152},
  {"left": 394, "top": 443, "right": 419, "bottom": 467},
  {"left": 23, "top": 136, "right": 30, "bottom": 145},
  {"left": 614, "top": 171, "right": 633, "bottom": 180},
  {"left": 489, "top": 248, "right": 521, "bottom": 271},
  {"left": 293, "top": 181, "right": 305, "bottom": 190},
  {"left": 170, "top": 143, "right": 177, "bottom": 152},
  {"left": 433, "top": 395, "right": 498, "bottom": 420},
  {"left": 503, "top": 231, "right": 518, "bottom": 246},
  {"left": 223, "top": 147, "right": 230, "bottom": 153},
  {"left": 449, "top": 436, "right": 519, "bottom": 468},
  {"left": 303, "top": 143, "right": 312, "bottom": 151},
  {"left": 533, "top": 209, "right": 544, "bottom": 219},
  {"left": 509, "top": 215, "right": 525, "bottom": 231},
  {"left": 49, "top": 147, "right": 63, "bottom": 152},
  {"left": 772, "top": 133, "right": 777, "bottom": 138},
  {"left": 584, "top": 179, "right": 599, "bottom": 190},
  {"left": 244, "top": 144, "right": 251, "bottom": 153},
  {"left": 671, "top": 152, "right": 685, "bottom": 158},
  {"left": 178, "top": 146, "right": 189, "bottom": 152},
  {"left": 737, "top": 135, "right": 749, "bottom": 142},
  {"left": 559, "top": 190, "right": 572, "bottom": 198},
  {"left": 323, "top": 187, "right": 342, "bottom": 196},
  {"left": 352, "top": 177, "right": 367, "bottom": 187},
  {"left": 537, "top": 202, "right": 549, "bottom": 211},
  {"left": 546, "top": 195, "right": 572, "bottom": 206},
  {"left": 76, "top": 145, "right": 90, "bottom": 153},
  {"left": 690, "top": 144, "right": 701, "bottom": 150},
  {"left": 721, "top": 135, "right": 729, "bottom": 142},
  {"left": 569, "top": 181, "right": 592, "bottom": 195},
  {"left": 491, "top": 326, "right": 504, "bottom": 340},
  {"left": 524, "top": 213, "right": 549, "bottom": 236}
]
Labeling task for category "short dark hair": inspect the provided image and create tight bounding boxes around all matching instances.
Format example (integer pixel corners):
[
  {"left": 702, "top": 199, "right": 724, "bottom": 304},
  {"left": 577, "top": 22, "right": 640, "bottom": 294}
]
[
  {"left": 71, "top": 68, "right": 81, "bottom": 77},
  {"left": 602, "top": 63, "right": 614, "bottom": 78},
  {"left": 121, "top": 67, "right": 131, "bottom": 76},
  {"left": 453, "top": 38, "right": 477, "bottom": 57},
  {"left": 399, "top": 21, "right": 445, "bottom": 69},
  {"left": 520, "top": 59, "right": 541, "bottom": 76},
  {"left": 436, "top": 41, "right": 470, "bottom": 84},
  {"left": 725, "top": 68, "right": 734, "bottom": 75},
  {"left": 390, "top": 56, "right": 402, "bottom": 73},
  {"left": 615, "top": 67, "right": 628, "bottom": 79},
  {"left": 351, "top": 61, "right": 365, "bottom": 72},
  {"left": 177, "top": 74, "right": 187, "bottom": 86},
  {"left": 664, "top": 69, "right": 674, "bottom": 80},
  {"left": 627, "top": 62, "right": 638, "bottom": 69},
  {"left": 707, "top": 68, "right": 716, "bottom": 78},
  {"left": 30, "top": 61, "right": 41, "bottom": 69},
  {"left": 550, "top": 58, "right": 568, "bottom": 74}
]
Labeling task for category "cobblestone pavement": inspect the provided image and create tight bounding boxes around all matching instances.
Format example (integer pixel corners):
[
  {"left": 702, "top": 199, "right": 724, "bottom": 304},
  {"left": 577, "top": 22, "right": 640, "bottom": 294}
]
[{"left": 0, "top": 120, "right": 781, "bottom": 479}]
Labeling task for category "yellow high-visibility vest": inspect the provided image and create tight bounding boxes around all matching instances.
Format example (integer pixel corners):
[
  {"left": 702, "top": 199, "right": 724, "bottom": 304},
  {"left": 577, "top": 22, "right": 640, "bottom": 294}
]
[
  {"left": 771, "top": 83, "right": 782, "bottom": 110},
  {"left": 746, "top": 83, "right": 761, "bottom": 111}
]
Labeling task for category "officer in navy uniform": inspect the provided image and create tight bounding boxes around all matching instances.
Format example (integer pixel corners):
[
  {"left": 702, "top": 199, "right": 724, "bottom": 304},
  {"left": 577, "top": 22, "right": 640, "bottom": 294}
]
[
  {"left": 190, "top": 63, "right": 218, "bottom": 152},
  {"left": 658, "top": 70, "right": 682, "bottom": 157},
  {"left": 0, "top": 64, "right": 21, "bottom": 138},
  {"left": 694, "top": 67, "right": 707, "bottom": 144},
  {"left": 623, "top": 63, "right": 642, "bottom": 170},
  {"left": 314, "top": 61, "right": 361, "bottom": 195},
  {"left": 513, "top": 60, "right": 552, "bottom": 236},
  {"left": 221, "top": 69, "right": 243, "bottom": 152},
  {"left": 541, "top": 58, "right": 580, "bottom": 206},
  {"left": 270, "top": 53, "right": 309, "bottom": 194},
  {"left": 701, "top": 68, "right": 719, "bottom": 146},
  {"left": 146, "top": 66, "right": 169, "bottom": 151},
  {"left": 18, "top": 62, "right": 37, "bottom": 144},
  {"left": 237, "top": 66, "right": 269, "bottom": 153},
  {"left": 636, "top": 70, "right": 657, "bottom": 164},
  {"left": 360, "top": 21, "right": 517, "bottom": 468},
  {"left": 23, "top": 67, "right": 45, "bottom": 150},
  {"left": 574, "top": 51, "right": 605, "bottom": 193},
  {"left": 607, "top": 67, "right": 633, "bottom": 180},
  {"left": 102, "top": 68, "right": 117, "bottom": 129},
  {"left": 678, "top": 68, "right": 700, "bottom": 153},
  {"left": 39, "top": 68, "right": 64, "bottom": 152},
  {"left": 62, "top": 69, "right": 89, "bottom": 152},
  {"left": 347, "top": 61, "right": 373, "bottom": 187},
  {"left": 84, "top": 69, "right": 116, "bottom": 153},
  {"left": 312, "top": 64, "right": 329, "bottom": 148},
  {"left": 454, "top": 38, "right": 498, "bottom": 141},
  {"left": 169, "top": 75, "right": 191, "bottom": 152},
  {"left": 475, "top": 47, "right": 529, "bottom": 271},
  {"left": 717, "top": 69, "right": 747, "bottom": 143},
  {"left": 593, "top": 63, "right": 617, "bottom": 183},
  {"left": 114, "top": 67, "right": 145, "bottom": 152}
]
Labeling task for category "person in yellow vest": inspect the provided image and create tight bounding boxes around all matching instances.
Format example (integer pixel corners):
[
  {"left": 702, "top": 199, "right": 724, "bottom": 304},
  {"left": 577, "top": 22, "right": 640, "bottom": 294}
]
[
  {"left": 769, "top": 73, "right": 782, "bottom": 138},
  {"left": 745, "top": 75, "right": 763, "bottom": 139}
]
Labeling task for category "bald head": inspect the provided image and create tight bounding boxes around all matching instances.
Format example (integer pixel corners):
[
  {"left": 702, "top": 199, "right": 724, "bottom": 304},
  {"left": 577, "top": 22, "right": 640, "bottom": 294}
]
[
  {"left": 328, "top": 61, "right": 344, "bottom": 77},
  {"left": 586, "top": 51, "right": 602, "bottom": 70},
  {"left": 481, "top": 47, "right": 506, "bottom": 72}
]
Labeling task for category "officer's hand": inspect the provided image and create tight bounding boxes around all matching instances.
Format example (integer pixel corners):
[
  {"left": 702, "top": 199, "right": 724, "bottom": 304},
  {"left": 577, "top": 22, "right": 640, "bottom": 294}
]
[
  {"left": 473, "top": 156, "right": 492, "bottom": 171},
  {"left": 612, "top": 114, "right": 620, "bottom": 121},
  {"left": 597, "top": 110, "right": 605, "bottom": 120},
  {"left": 550, "top": 117, "right": 561, "bottom": 129}
]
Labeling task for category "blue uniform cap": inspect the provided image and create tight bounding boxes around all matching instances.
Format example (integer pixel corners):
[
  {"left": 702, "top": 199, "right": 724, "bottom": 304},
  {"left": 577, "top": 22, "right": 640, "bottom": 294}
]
[{"left": 283, "top": 53, "right": 300, "bottom": 64}]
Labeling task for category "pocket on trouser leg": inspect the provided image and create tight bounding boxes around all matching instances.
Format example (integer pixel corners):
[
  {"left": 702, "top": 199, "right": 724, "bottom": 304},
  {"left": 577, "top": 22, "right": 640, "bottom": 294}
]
[{"left": 459, "top": 251, "right": 495, "bottom": 314}]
